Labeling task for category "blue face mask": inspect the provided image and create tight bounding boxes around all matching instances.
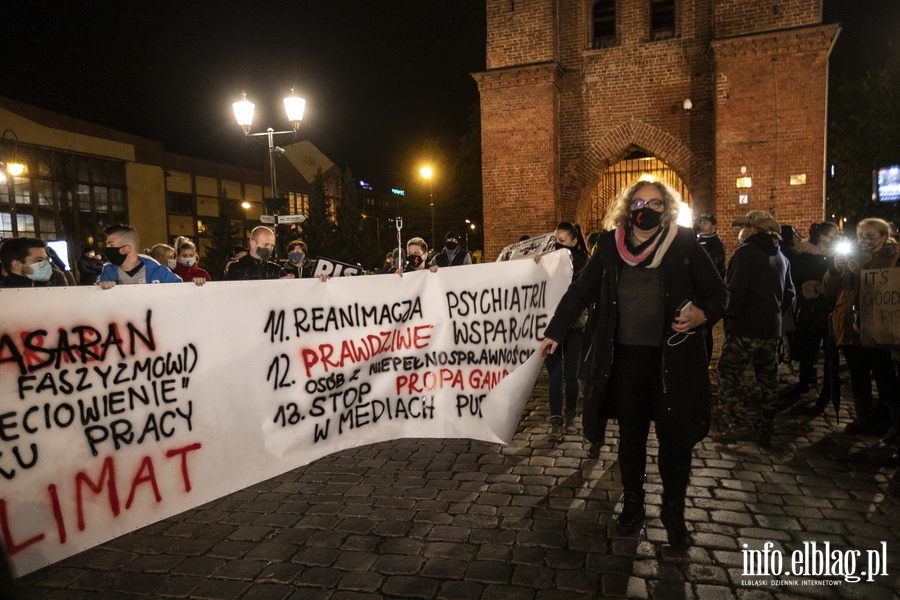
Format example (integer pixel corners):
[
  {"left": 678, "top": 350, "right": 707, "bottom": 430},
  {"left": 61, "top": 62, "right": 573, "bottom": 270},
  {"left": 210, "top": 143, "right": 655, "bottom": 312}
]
[
  {"left": 27, "top": 260, "right": 53, "bottom": 282},
  {"left": 289, "top": 251, "right": 305, "bottom": 265}
]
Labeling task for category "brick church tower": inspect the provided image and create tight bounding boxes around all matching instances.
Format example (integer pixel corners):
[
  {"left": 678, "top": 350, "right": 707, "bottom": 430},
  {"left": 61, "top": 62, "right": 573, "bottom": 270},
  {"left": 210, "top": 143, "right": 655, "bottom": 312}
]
[{"left": 474, "top": 0, "right": 839, "bottom": 258}]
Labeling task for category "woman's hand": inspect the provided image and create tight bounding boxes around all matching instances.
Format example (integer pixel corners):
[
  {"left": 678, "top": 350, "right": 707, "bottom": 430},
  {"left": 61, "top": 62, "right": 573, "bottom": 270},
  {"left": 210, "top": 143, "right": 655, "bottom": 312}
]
[
  {"left": 539, "top": 338, "right": 558, "bottom": 360},
  {"left": 672, "top": 305, "right": 706, "bottom": 332}
]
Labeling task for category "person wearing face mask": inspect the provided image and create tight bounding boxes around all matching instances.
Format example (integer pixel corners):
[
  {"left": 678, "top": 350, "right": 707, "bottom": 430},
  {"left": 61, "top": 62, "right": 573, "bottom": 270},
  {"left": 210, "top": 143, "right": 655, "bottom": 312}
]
[
  {"left": 785, "top": 222, "right": 841, "bottom": 404},
  {"left": 823, "top": 218, "right": 900, "bottom": 447},
  {"left": 148, "top": 244, "right": 177, "bottom": 271},
  {"left": 715, "top": 211, "right": 795, "bottom": 448},
  {"left": 540, "top": 181, "right": 727, "bottom": 550},
  {"left": 535, "top": 222, "right": 591, "bottom": 439},
  {"left": 396, "top": 237, "right": 439, "bottom": 276},
  {"left": 225, "top": 226, "right": 292, "bottom": 280},
  {"left": 430, "top": 231, "right": 472, "bottom": 268},
  {"left": 77, "top": 246, "right": 105, "bottom": 285},
  {"left": 173, "top": 241, "right": 212, "bottom": 286},
  {"left": 0, "top": 237, "right": 57, "bottom": 288},
  {"left": 282, "top": 239, "right": 315, "bottom": 279},
  {"left": 96, "top": 225, "right": 182, "bottom": 289}
]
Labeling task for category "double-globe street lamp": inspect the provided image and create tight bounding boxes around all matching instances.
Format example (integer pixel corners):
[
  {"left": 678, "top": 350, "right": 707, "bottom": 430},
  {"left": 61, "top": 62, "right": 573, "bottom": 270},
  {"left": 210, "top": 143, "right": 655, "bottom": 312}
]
[{"left": 232, "top": 90, "right": 306, "bottom": 208}]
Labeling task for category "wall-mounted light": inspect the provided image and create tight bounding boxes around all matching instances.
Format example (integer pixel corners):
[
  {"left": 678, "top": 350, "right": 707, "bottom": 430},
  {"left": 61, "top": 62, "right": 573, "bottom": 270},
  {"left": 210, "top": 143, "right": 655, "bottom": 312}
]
[
  {"left": 682, "top": 99, "right": 693, "bottom": 111},
  {"left": 2, "top": 129, "right": 26, "bottom": 178}
]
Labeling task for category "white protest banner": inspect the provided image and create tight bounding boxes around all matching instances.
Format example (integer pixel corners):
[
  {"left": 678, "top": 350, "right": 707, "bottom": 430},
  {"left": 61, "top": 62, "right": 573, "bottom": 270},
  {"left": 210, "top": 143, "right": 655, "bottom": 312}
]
[
  {"left": 496, "top": 234, "right": 556, "bottom": 262},
  {"left": 0, "top": 251, "right": 571, "bottom": 575},
  {"left": 313, "top": 256, "right": 364, "bottom": 277},
  {"left": 859, "top": 267, "right": 900, "bottom": 346}
]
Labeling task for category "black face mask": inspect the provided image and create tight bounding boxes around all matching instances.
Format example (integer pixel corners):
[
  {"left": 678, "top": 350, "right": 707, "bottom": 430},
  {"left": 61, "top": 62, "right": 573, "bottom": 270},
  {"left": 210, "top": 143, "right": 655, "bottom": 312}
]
[
  {"left": 104, "top": 246, "right": 128, "bottom": 266},
  {"left": 631, "top": 208, "right": 662, "bottom": 231},
  {"left": 445, "top": 241, "right": 459, "bottom": 251},
  {"left": 406, "top": 255, "right": 423, "bottom": 269}
]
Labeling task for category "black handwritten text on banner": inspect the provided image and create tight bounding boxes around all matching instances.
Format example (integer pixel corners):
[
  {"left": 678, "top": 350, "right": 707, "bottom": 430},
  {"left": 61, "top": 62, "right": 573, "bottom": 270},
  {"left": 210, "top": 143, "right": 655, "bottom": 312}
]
[{"left": 0, "top": 252, "right": 571, "bottom": 575}]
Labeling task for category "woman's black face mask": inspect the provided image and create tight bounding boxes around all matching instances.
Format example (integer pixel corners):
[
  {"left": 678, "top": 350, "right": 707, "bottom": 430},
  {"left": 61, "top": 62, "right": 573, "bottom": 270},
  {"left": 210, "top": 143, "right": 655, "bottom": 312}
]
[{"left": 631, "top": 207, "right": 662, "bottom": 231}]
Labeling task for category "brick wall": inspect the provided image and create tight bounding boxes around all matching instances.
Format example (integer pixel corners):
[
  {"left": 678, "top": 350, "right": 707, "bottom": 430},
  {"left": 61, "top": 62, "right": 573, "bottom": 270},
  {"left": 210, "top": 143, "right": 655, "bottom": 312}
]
[
  {"left": 477, "top": 0, "right": 837, "bottom": 261},
  {"left": 711, "top": 24, "right": 839, "bottom": 251}
]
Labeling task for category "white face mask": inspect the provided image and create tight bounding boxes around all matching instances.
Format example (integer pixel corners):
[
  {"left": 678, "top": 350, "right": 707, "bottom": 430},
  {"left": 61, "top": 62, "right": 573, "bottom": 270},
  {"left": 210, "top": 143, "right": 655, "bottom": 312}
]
[
  {"left": 178, "top": 257, "right": 197, "bottom": 268},
  {"left": 27, "top": 260, "right": 53, "bottom": 282},
  {"left": 167, "top": 259, "right": 177, "bottom": 269}
]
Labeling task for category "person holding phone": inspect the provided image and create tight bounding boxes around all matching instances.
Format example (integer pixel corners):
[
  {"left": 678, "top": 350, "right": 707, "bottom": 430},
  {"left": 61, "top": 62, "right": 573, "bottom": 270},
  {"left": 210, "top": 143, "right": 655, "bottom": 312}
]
[
  {"left": 539, "top": 181, "right": 726, "bottom": 550},
  {"left": 716, "top": 211, "right": 795, "bottom": 447}
]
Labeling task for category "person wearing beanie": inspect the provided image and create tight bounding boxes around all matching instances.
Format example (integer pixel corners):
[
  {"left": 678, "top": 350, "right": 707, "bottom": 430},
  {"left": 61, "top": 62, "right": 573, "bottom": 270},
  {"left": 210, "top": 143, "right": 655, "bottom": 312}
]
[{"left": 430, "top": 231, "right": 472, "bottom": 268}]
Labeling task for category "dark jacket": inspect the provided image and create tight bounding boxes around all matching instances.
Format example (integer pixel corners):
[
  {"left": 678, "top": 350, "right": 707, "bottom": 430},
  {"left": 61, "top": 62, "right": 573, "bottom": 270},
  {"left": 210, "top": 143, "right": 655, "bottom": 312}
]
[
  {"left": 77, "top": 255, "right": 104, "bottom": 285},
  {"left": 432, "top": 247, "right": 472, "bottom": 268},
  {"left": 791, "top": 240, "right": 833, "bottom": 331},
  {"left": 0, "top": 273, "right": 51, "bottom": 288},
  {"left": 697, "top": 232, "right": 726, "bottom": 278},
  {"left": 723, "top": 232, "right": 795, "bottom": 338},
  {"left": 225, "top": 254, "right": 289, "bottom": 280},
  {"left": 543, "top": 226, "right": 728, "bottom": 445}
]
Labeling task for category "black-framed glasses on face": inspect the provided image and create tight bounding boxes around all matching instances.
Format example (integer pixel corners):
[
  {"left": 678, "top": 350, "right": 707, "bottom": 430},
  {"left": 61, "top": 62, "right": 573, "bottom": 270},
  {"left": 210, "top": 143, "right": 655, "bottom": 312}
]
[
  {"left": 858, "top": 233, "right": 884, "bottom": 241},
  {"left": 631, "top": 199, "right": 664, "bottom": 210}
]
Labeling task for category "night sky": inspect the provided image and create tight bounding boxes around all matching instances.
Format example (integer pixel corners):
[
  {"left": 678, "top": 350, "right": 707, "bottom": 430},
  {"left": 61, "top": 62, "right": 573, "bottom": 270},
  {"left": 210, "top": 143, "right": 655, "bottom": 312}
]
[{"left": 0, "top": 2, "right": 896, "bottom": 190}]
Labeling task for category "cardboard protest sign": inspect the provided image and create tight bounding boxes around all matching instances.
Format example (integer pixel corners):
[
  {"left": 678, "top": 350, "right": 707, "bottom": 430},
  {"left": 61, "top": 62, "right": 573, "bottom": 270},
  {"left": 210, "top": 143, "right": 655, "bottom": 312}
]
[
  {"left": 0, "top": 252, "right": 570, "bottom": 575},
  {"left": 859, "top": 268, "right": 900, "bottom": 346},
  {"left": 496, "top": 234, "right": 556, "bottom": 262}
]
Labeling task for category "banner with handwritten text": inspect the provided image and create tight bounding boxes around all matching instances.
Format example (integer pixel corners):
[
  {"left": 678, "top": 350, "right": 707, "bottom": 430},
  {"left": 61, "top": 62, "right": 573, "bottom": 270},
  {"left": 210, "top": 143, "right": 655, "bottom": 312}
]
[{"left": 0, "top": 251, "right": 571, "bottom": 575}]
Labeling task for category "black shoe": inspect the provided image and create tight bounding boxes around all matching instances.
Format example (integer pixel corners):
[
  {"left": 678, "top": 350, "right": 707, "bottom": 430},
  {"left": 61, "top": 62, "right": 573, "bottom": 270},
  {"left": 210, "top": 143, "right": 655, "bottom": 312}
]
[
  {"left": 786, "top": 384, "right": 810, "bottom": 399},
  {"left": 660, "top": 502, "right": 691, "bottom": 550},
  {"left": 587, "top": 442, "right": 601, "bottom": 459},
  {"left": 616, "top": 492, "right": 645, "bottom": 535}
]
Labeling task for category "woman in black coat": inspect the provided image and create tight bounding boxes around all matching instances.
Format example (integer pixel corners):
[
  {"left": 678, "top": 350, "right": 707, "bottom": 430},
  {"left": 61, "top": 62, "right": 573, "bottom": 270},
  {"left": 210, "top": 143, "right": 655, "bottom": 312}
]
[{"left": 540, "top": 181, "right": 727, "bottom": 549}]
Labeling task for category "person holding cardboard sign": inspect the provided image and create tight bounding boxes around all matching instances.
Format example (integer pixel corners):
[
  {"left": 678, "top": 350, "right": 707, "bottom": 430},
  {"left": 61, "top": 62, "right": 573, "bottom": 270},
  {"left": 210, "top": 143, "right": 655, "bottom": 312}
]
[{"left": 823, "top": 217, "right": 900, "bottom": 450}]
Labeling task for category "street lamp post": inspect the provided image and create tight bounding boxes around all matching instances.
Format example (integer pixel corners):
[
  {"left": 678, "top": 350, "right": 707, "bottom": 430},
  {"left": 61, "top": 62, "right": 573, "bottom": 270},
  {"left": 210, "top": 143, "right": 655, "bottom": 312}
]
[
  {"left": 233, "top": 90, "right": 306, "bottom": 205},
  {"left": 420, "top": 166, "right": 434, "bottom": 250}
]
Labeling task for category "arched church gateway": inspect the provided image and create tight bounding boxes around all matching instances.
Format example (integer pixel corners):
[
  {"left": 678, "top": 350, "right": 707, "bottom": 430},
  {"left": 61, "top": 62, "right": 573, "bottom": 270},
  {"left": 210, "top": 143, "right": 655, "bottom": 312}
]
[{"left": 474, "top": 0, "right": 839, "bottom": 259}]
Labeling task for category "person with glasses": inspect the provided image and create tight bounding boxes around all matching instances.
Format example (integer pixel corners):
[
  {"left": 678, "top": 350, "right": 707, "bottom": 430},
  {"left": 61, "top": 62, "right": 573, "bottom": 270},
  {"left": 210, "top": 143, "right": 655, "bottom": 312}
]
[
  {"left": 823, "top": 218, "right": 900, "bottom": 450},
  {"left": 786, "top": 222, "right": 841, "bottom": 404},
  {"left": 539, "top": 181, "right": 726, "bottom": 550}
]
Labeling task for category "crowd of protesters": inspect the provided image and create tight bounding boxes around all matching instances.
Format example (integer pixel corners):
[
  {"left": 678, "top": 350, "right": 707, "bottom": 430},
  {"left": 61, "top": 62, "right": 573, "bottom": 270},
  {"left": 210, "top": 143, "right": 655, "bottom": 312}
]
[{"left": 3, "top": 183, "right": 900, "bottom": 556}]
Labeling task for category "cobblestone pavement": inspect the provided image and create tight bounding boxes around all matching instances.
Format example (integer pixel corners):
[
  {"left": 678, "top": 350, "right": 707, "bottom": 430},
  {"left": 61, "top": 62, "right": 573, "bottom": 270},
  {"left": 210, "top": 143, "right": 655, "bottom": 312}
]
[{"left": 15, "top": 354, "right": 900, "bottom": 599}]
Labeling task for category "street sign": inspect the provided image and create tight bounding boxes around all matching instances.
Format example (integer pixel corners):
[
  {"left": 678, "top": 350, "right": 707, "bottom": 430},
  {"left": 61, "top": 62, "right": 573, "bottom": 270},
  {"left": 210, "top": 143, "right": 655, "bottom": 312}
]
[
  {"left": 277, "top": 214, "right": 306, "bottom": 224},
  {"left": 260, "top": 215, "right": 276, "bottom": 224}
]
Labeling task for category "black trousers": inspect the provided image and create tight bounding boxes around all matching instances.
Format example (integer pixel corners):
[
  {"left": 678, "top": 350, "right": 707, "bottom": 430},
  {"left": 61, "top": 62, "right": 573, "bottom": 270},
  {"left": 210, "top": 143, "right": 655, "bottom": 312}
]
[{"left": 610, "top": 344, "right": 694, "bottom": 503}]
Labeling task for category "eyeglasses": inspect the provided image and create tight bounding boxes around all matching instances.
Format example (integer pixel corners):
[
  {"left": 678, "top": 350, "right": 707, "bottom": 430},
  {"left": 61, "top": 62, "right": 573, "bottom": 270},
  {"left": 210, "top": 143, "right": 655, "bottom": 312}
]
[
  {"left": 857, "top": 233, "right": 884, "bottom": 241},
  {"left": 631, "top": 199, "right": 664, "bottom": 210}
]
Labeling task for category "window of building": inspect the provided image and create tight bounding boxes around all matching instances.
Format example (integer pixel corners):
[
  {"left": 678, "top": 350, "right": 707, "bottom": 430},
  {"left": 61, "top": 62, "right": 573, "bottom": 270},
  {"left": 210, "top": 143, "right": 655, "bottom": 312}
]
[
  {"left": 166, "top": 191, "right": 195, "bottom": 215},
  {"left": 650, "top": 0, "right": 675, "bottom": 39},
  {"left": 592, "top": 0, "right": 616, "bottom": 48},
  {"left": 0, "top": 146, "right": 127, "bottom": 264}
]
